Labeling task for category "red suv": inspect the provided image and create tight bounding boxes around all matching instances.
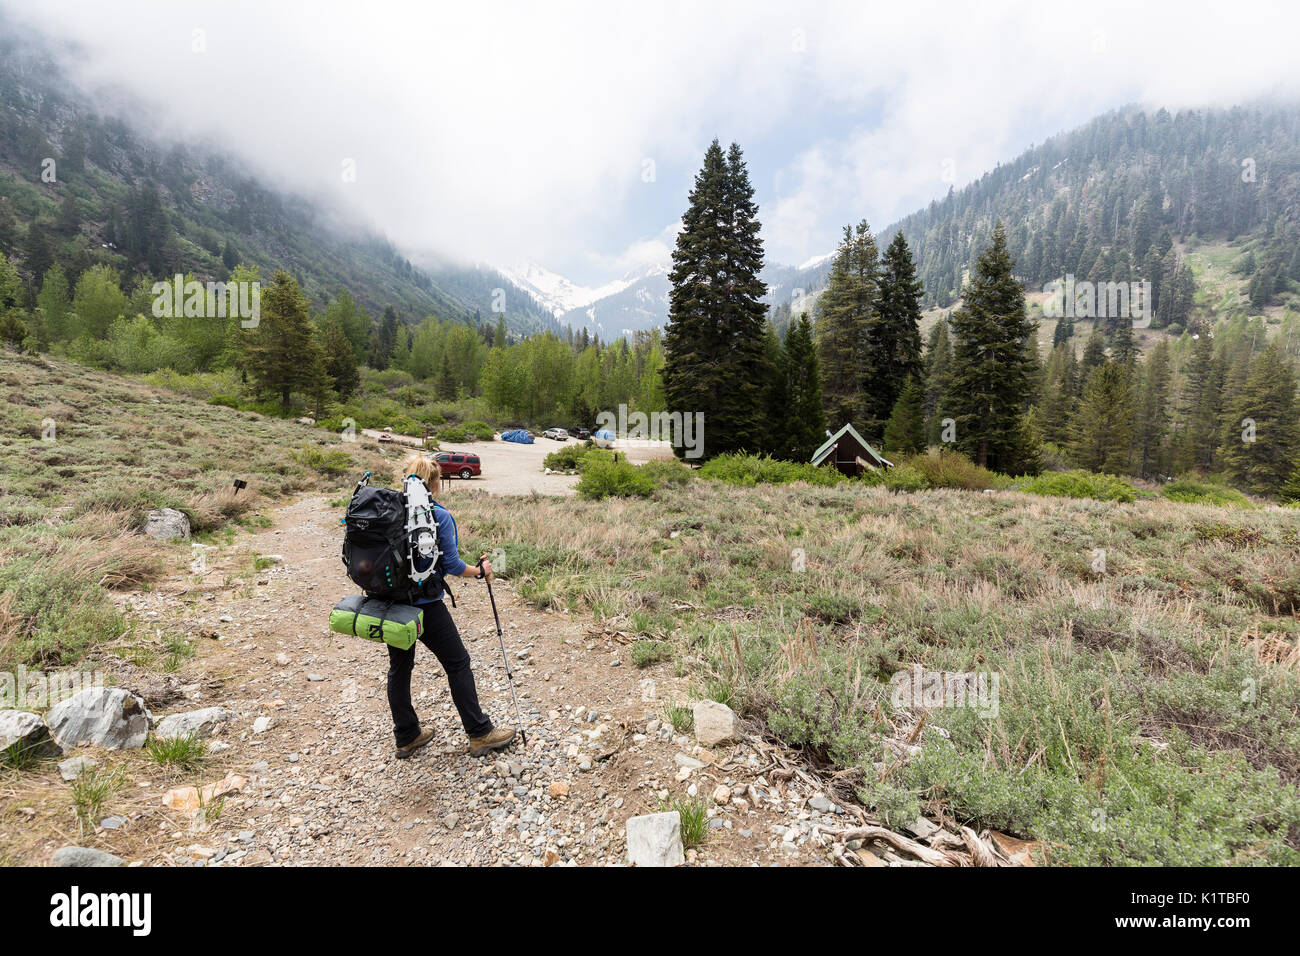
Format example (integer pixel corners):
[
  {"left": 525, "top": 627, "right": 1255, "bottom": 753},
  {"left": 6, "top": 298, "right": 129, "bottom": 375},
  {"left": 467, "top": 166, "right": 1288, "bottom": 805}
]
[{"left": 435, "top": 452, "right": 481, "bottom": 480}]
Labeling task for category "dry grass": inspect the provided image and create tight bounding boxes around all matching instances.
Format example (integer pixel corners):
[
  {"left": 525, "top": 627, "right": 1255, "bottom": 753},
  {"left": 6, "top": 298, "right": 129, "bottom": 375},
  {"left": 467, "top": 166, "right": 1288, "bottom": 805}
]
[
  {"left": 0, "top": 351, "right": 386, "bottom": 670},
  {"left": 448, "top": 479, "right": 1300, "bottom": 864}
]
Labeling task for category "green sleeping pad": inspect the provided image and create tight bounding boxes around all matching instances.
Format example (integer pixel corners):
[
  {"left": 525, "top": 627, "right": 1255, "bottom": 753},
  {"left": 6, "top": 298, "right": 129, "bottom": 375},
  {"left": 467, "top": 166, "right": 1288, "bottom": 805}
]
[{"left": 329, "top": 594, "right": 423, "bottom": 650}]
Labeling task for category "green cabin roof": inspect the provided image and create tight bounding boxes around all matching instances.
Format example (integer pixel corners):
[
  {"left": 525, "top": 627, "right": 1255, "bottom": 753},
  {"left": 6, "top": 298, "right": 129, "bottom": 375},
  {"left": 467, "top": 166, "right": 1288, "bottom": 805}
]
[{"left": 810, "top": 423, "right": 893, "bottom": 469}]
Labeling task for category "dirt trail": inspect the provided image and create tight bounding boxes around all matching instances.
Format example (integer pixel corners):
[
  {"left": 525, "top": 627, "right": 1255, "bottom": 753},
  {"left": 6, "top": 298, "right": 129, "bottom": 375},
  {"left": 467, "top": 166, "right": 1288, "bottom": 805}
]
[{"left": 88, "top": 494, "right": 845, "bottom": 866}]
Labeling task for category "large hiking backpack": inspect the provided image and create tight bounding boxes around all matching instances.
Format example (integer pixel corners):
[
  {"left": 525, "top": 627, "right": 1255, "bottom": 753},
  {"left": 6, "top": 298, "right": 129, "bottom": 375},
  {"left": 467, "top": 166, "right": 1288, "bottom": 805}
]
[{"left": 341, "top": 472, "right": 446, "bottom": 603}]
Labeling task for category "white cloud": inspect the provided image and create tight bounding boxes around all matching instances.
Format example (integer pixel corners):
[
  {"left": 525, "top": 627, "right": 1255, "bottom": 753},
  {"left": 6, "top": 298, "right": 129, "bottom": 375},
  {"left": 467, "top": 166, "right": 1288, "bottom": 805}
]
[{"left": 6, "top": 0, "right": 1300, "bottom": 276}]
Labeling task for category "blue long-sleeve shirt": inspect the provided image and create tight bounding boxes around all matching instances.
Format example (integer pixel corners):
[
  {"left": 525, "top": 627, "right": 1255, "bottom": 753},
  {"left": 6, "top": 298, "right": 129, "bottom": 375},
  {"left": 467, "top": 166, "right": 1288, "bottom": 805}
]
[{"left": 412, "top": 504, "right": 466, "bottom": 604}]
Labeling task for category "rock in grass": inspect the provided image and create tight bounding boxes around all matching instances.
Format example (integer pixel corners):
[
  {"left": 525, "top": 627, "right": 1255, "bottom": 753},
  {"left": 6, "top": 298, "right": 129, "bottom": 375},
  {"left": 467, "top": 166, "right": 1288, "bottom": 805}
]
[
  {"left": 693, "top": 700, "right": 741, "bottom": 746},
  {"left": 47, "top": 688, "right": 151, "bottom": 751},
  {"left": 0, "top": 709, "right": 62, "bottom": 760},
  {"left": 626, "top": 811, "right": 685, "bottom": 867},
  {"left": 51, "top": 846, "right": 126, "bottom": 867},
  {"left": 144, "top": 507, "right": 190, "bottom": 542},
  {"left": 154, "top": 707, "right": 230, "bottom": 740},
  {"left": 58, "top": 756, "right": 98, "bottom": 781}
]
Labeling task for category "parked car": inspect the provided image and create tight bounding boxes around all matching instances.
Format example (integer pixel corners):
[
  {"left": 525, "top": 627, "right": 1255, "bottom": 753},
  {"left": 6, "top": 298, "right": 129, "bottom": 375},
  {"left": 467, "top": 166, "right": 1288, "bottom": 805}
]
[
  {"left": 572, "top": 428, "right": 591, "bottom": 440},
  {"left": 434, "top": 452, "right": 482, "bottom": 479},
  {"left": 543, "top": 427, "right": 569, "bottom": 441}
]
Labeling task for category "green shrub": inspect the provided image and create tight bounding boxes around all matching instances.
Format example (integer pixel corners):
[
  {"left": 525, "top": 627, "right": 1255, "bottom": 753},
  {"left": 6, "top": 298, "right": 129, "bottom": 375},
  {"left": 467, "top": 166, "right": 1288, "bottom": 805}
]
[
  {"left": 882, "top": 463, "right": 929, "bottom": 492},
  {"left": 632, "top": 639, "right": 673, "bottom": 668},
  {"left": 894, "top": 449, "right": 1005, "bottom": 490},
  {"left": 640, "top": 458, "right": 693, "bottom": 487},
  {"left": 292, "top": 443, "right": 352, "bottom": 476},
  {"left": 577, "top": 458, "right": 656, "bottom": 499},
  {"left": 463, "top": 421, "right": 495, "bottom": 440},
  {"left": 1015, "top": 469, "right": 1138, "bottom": 503},
  {"left": 1163, "top": 479, "right": 1252, "bottom": 507},
  {"left": 543, "top": 444, "right": 597, "bottom": 472},
  {"left": 438, "top": 426, "right": 468, "bottom": 442},
  {"left": 699, "top": 453, "right": 844, "bottom": 487}
]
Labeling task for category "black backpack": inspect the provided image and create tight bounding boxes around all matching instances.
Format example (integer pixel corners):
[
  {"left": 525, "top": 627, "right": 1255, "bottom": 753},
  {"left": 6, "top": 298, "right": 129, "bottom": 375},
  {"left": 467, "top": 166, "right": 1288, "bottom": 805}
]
[{"left": 341, "top": 472, "right": 447, "bottom": 604}]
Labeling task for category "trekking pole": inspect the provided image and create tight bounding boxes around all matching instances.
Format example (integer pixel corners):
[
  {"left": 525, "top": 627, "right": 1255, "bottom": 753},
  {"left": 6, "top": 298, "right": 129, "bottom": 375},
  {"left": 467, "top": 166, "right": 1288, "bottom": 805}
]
[{"left": 478, "top": 555, "right": 526, "bottom": 747}]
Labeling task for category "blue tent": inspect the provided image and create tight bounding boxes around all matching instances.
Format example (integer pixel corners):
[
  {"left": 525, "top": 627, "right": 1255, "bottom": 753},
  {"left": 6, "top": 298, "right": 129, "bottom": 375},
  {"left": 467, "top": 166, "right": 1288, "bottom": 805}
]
[
  {"left": 593, "top": 429, "right": 616, "bottom": 448},
  {"left": 501, "top": 429, "right": 534, "bottom": 444}
]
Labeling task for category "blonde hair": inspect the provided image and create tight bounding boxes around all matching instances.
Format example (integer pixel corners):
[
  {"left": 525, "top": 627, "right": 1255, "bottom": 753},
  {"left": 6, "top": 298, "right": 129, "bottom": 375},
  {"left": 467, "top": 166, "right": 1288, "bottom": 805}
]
[{"left": 400, "top": 451, "right": 441, "bottom": 496}]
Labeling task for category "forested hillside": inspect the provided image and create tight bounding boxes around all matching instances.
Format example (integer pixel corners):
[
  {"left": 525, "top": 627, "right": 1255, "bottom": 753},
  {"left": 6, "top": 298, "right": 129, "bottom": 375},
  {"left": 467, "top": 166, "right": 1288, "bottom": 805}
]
[
  {"left": 772, "top": 105, "right": 1300, "bottom": 337},
  {"left": 0, "top": 12, "right": 558, "bottom": 334},
  {"left": 894, "top": 105, "right": 1300, "bottom": 319}
]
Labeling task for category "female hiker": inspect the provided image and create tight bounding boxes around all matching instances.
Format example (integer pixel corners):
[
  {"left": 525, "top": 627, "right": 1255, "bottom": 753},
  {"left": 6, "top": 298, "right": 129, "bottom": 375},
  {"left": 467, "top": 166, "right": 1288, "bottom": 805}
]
[{"left": 386, "top": 451, "right": 516, "bottom": 760}]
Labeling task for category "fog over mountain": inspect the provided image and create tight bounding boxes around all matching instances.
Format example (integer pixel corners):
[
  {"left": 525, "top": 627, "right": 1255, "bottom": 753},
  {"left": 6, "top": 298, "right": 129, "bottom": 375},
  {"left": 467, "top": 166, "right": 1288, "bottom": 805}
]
[{"left": 7, "top": 0, "right": 1300, "bottom": 295}]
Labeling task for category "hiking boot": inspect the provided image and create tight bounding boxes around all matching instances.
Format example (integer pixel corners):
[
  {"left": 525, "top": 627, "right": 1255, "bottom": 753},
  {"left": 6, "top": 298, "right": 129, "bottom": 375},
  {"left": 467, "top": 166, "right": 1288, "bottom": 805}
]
[
  {"left": 395, "top": 728, "right": 435, "bottom": 760},
  {"left": 468, "top": 726, "right": 516, "bottom": 757}
]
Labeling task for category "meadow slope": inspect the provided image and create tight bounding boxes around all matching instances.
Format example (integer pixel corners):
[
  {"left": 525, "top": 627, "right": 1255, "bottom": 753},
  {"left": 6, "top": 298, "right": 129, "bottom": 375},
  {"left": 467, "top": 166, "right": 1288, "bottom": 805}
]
[{"left": 2, "top": 355, "right": 1298, "bottom": 865}]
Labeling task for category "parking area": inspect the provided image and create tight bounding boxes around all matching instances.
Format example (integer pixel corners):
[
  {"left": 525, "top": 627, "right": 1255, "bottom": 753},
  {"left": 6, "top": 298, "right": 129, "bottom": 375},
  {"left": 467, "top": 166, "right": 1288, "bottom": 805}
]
[{"left": 359, "top": 428, "right": 678, "bottom": 497}]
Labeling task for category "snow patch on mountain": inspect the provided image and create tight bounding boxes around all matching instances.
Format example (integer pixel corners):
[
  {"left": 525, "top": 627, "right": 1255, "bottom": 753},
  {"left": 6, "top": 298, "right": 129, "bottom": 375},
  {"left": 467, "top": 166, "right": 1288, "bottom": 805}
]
[
  {"left": 502, "top": 260, "right": 639, "bottom": 317},
  {"left": 797, "top": 250, "right": 835, "bottom": 271}
]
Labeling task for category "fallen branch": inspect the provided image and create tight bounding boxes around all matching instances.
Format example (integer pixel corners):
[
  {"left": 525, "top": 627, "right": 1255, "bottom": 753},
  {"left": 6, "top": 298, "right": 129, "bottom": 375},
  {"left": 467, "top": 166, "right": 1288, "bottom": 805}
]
[
  {"left": 825, "top": 826, "right": 958, "bottom": 867},
  {"left": 960, "top": 826, "right": 1001, "bottom": 867}
]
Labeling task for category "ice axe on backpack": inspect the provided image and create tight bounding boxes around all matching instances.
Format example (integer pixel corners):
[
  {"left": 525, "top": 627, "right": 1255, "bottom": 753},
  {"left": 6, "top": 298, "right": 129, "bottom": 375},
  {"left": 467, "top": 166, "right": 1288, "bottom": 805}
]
[{"left": 477, "top": 554, "right": 526, "bottom": 747}]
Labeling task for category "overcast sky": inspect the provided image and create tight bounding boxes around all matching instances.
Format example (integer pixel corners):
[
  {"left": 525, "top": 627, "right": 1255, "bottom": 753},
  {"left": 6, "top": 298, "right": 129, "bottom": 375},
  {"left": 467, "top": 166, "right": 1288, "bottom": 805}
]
[{"left": 7, "top": 0, "right": 1300, "bottom": 284}]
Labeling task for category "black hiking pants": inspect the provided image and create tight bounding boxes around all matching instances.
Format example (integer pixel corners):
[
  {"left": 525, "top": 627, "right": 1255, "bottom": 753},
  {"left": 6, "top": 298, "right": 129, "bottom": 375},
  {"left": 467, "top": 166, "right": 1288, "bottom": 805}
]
[{"left": 386, "top": 600, "right": 492, "bottom": 746}]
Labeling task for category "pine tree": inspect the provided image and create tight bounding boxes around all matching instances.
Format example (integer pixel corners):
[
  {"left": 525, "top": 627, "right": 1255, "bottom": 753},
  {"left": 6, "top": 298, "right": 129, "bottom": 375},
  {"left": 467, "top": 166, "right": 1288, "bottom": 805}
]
[
  {"left": 1220, "top": 342, "right": 1299, "bottom": 496},
  {"left": 866, "top": 231, "right": 924, "bottom": 436},
  {"left": 23, "top": 225, "right": 54, "bottom": 289},
  {"left": 1078, "top": 329, "right": 1106, "bottom": 391},
  {"left": 324, "top": 289, "right": 370, "bottom": 364},
  {"left": 947, "top": 223, "right": 1039, "bottom": 472},
  {"left": 1037, "top": 342, "right": 1077, "bottom": 447},
  {"left": 816, "top": 221, "right": 881, "bottom": 432},
  {"left": 1110, "top": 316, "right": 1138, "bottom": 364},
  {"left": 1180, "top": 332, "right": 1222, "bottom": 472},
  {"left": 780, "top": 313, "right": 826, "bottom": 461},
  {"left": 319, "top": 320, "right": 359, "bottom": 400},
  {"left": 369, "top": 306, "right": 399, "bottom": 369},
  {"left": 0, "top": 250, "right": 19, "bottom": 311},
  {"left": 1134, "top": 339, "right": 1171, "bottom": 477},
  {"left": 494, "top": 315, "right": 508, "bottom": 349},
  {"left": 814, "top": 225, "right": 866, "bottom": 428},
  {"left": 241, "top": 270, "right": 319, "bottom": 411},
  {"left": 662, "top": 140, "right": 770, "bottom": 459},
  {"left": 302, "top": 334, "right": 334, "bottom": 420},
  {"left": 882, "top": 375, "right": 925, "bottom": 455},
  {"left": 922, "top": 318, "right": 952, "bottom": 445},
  {"left": 435, "top": 352, "right": 458, "bottom": 400},
  {"left": 1052, "top": 314, "right": 1074, "bottom": 348},
  {"left": 0, "top": 249, "right": 25, "bottom": 346},
  {"left": 1071, "top": 361, "right": 1135, "bottom": 473},
  {"left": 760, "top": 322, "right": 787, "bottom": 455}
]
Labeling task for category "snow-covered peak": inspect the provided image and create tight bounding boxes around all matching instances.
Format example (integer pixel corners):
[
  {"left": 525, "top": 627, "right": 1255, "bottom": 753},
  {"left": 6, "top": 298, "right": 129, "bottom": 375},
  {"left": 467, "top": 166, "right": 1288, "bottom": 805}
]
[
  {"left": 797, "top": 250, "right": 836, "bottom": 272},
  {"left": 500, "top": 259, "right": 666, "bottom": 317}
]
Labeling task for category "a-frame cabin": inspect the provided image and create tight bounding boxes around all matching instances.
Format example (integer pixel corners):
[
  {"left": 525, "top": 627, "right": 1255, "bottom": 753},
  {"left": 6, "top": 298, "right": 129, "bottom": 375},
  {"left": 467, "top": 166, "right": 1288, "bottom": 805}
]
[{"left": 810, "top": 423, "right": 893, "bottom": 477}]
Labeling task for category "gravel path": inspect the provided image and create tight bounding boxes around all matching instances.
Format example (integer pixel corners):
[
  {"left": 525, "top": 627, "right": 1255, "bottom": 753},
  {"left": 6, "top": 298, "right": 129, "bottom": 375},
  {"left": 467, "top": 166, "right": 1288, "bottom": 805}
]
[{"left": 82, "top": 495, "right": 850, "bottom": 866}]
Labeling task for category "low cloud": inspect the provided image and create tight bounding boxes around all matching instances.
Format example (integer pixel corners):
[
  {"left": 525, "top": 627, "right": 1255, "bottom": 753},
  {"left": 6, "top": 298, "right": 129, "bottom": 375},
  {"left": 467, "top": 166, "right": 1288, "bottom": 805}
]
[{"left": 8, "top": 0, "right": 1299, "bottom": 275}]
